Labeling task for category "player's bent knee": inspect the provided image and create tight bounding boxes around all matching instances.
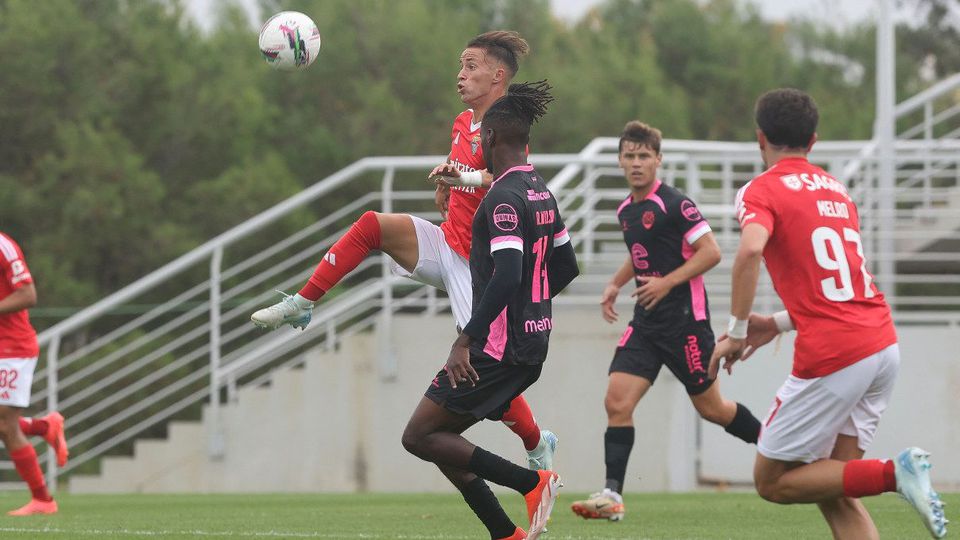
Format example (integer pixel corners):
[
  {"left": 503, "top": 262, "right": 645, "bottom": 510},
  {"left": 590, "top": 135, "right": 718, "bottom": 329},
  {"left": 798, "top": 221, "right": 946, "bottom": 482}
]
[
  {"left": 697, "top": 406, "right": 728, "bottom": 425},
  {"left": 604, "top": 395, "right": 633, "bottom": 420},
  {"left": 754, "top": 478, "right": 792, "bottom": 504},
  {"left": 400, "top": 427, "right": 425, "bottom": 458}
]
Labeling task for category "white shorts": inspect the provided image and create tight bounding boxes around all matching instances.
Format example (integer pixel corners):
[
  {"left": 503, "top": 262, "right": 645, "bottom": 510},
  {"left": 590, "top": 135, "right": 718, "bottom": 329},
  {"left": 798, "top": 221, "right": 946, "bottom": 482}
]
[
  {"left": 0, "top": 357, "right": 37, "bottom": 408},
  {"left": 758, "top": 343, "right": 899, "bottom": 463},
  {"left": 389, "top": 215, "right": 472, "bottom": 329}
]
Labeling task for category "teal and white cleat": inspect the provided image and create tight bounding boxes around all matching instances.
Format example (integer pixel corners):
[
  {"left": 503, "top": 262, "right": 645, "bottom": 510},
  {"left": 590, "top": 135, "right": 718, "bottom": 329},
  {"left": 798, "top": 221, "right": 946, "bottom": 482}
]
[
  {"left": 527, "top": 430, "right": 558, "bottom": 471},
  {"left": 250, "top": 292, "right": 313, "bottom": 331},
  {"left": 895, "top": 447, "right": 948, "bottom": 539}
]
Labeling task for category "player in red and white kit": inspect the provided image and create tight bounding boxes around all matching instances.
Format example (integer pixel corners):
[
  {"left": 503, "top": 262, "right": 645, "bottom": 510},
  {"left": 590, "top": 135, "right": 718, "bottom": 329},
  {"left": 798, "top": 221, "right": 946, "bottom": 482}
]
[
  {"left": 0, "top": 231, "right": 69, "bottom": 516},
  {"left": 250, "top": 31, "right": 558, "bottom": 471},
  {"left": 709, "top": 89, "right": 947, "bottom": 539}
]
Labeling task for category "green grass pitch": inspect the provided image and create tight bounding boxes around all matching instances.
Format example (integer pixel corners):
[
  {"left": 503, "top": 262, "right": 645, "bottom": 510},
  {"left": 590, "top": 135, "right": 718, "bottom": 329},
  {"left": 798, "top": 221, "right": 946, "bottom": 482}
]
[{"left": 0, "top": 491, "right": 952, "bottom": 538}]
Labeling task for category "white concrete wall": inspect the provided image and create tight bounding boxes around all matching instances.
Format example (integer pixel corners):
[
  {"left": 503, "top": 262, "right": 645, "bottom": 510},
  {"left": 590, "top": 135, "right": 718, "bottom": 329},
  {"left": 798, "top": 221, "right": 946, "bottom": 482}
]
[{"left": 70, "top": 310, "right": 960, "bottom": 493}]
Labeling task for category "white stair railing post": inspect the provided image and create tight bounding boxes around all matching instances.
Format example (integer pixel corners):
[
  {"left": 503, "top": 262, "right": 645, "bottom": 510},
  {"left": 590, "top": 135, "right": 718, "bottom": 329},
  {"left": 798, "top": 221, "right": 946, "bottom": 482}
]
[
  {"left": 379, "top": 167, "right": 398, "bottom": 380},
  {"left": 923, "top": 100, "right": 933, "bottom": 209},
  {"left": 208, "top": 246, "right": 225, "bottom": 459},
  {"left": 45, "top": 334, "right": 60, "bottom": 491}
]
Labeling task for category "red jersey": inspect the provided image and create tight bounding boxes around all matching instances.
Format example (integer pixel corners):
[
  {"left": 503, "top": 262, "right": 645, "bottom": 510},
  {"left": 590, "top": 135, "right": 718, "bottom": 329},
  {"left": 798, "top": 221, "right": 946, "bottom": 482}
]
[
  {"left": 0, "top": 232, "right": 38, "bottom": 358},
  {"left": 735, "top": 157, "right": 897, "bottom": 379},
  {"left": 440, "top": 110, "right": 489, "bottom": 259}
]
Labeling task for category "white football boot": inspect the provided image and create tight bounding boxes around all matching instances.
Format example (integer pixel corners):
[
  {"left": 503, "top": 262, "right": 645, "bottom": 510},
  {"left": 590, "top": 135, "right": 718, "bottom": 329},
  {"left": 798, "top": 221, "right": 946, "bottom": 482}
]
[{"left": 250, "top": 292, "right": 313, "bottom": 330}]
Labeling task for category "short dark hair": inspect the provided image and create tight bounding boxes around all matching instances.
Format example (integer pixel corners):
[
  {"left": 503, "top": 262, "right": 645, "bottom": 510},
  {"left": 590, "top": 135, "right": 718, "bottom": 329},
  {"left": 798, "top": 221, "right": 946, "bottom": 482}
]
[
  {"left": 619, "top": 121, "right": 662, "bottom": 154},
  {"left": 755, "top": 88, "right": 819, "bottom": 150},
  {"left": 483, "top": 80, "right": 554, "bottom": 146},
  {"left": 467, "top": 30, "right": 529, "bottom": 77}
]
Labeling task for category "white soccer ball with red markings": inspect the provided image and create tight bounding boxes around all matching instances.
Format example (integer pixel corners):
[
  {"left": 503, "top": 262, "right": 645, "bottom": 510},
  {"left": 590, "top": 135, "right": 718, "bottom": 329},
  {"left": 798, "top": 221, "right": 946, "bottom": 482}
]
[{"left": 258, "top": 11, "right": 321, "bottom": 71}]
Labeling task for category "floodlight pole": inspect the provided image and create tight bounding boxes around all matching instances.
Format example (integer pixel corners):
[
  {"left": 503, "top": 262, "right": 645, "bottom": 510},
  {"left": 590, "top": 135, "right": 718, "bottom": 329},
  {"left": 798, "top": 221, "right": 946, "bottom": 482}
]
[{"left": 875, "top": 0, "right": 896, "bottom": 297}]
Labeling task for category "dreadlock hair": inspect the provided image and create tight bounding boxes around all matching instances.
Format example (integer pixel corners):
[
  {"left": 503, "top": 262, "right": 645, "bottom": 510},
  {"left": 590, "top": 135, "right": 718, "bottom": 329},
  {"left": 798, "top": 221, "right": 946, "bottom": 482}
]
[
  {"left": 483, "top": 80, "right": 554, "bottom": 147},
  {"left": 467, "top": 31, "right": 530, "bottom": 77}
]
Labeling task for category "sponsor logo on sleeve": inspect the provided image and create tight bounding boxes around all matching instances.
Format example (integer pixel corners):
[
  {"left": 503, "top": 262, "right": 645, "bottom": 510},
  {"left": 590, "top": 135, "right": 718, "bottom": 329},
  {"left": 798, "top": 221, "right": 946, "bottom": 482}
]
[
  {"left": 680, "top": 200, "right": 702, "bottom": 222},
  {"left": 493, "top": 204, "right": 519, "bottom": 231}
]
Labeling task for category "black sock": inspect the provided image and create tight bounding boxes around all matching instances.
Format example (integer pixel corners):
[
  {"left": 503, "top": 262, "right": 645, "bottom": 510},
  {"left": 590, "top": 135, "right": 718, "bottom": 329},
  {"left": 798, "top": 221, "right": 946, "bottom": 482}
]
[
  {"left": 724, "top": 402, "right": 761, "bottom": 444},
  {"left": 604, "top": 426, "right": 634, "bottom": 493},
  {"left": 461, "top": 477, "right": 516, "bottom": 539},
  {"left": 468, "top": 446, "right": 539, "bottom": 495}
]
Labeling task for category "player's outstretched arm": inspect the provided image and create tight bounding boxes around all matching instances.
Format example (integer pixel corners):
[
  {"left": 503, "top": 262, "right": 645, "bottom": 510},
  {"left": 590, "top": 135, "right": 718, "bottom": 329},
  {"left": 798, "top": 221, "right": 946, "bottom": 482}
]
[
  {"left": 717, "top": 312, "right": 784, "bottom": 361},
  {"left": 428, "top": 163, "right": 492, "bottom": 188},
  {"left": 546, "top": 242, "right": 579, "bottom": 296},
  {"left": 708, "top": 223, "right": 769, "bottom": 379}
]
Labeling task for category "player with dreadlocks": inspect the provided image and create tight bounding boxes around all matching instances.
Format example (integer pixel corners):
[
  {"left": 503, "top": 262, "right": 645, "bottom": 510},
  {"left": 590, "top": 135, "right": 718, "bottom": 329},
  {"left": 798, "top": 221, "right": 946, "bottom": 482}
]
[
  {"left": 251, "top": 31, "right": 559, "bottom": 474},
  {"left": 401, "top": 81, "right": 579, "bottom": 540}
]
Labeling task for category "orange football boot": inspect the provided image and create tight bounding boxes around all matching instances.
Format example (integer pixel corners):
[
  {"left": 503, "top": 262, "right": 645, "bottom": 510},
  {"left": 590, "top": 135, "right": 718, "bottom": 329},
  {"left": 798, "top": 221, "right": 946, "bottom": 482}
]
[
  {"left": 40, "top": 412, "right": 69, "bottom": 467},
  {"left": 524, "top": 470, "right": 562, "bottom": 540},
  {"left": 7, "top": 498, "right": 58, "bottom": 516}
]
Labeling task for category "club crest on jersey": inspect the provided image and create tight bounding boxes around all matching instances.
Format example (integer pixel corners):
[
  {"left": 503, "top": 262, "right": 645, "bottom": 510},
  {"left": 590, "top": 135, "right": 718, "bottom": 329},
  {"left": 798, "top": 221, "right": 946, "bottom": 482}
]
[
  {"left": 493, "top": 203, "right": 519, "bottom": 231},
  {"left": 631, "top": 242, "right": 650, "bottom": 270},
  {"left": 780, "top": 174, "right": 804, "bottom": 191},
  {"left": 471, "top": 134, "right": 481, "bottom": 155},
  {"left": 681, "top": 200, "right": 702, "bottom": 222},
  {"left": 642, "top": 210, "right": 655, "bottom": 229}
]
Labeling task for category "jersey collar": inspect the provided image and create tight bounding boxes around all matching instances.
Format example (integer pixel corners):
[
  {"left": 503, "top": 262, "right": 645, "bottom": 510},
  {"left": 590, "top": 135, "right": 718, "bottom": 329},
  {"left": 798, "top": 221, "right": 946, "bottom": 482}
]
[
  {"left": 631, "top": 179, "right": 666, "bottom": 213},
  {"left": 492, "top": 164, "right": 534, "bottom": 187},
  {"left": 467, "top": 109, "right": 482, "bottom": 132},
  {"left": 766, "top": 156, "right": 810, "bottom": 174}
]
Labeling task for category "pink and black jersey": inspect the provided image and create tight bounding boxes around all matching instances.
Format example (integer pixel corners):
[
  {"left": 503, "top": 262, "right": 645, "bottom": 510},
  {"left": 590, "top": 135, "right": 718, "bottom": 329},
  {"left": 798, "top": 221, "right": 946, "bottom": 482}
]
[
  {"left": 617, "top": 180, "right": 713, "bottom": 334},
  {"left": 440, "top": 109, "right": 489, "bottom": 259},
  {"left": 468, "top": 165, "right": 570, "bottom": 365},
  {"left": 736, "top": 157, "right": 897, "bottom": 379},
  {"left": 0, "top": 232, "right": 38, "bottom": 359}
]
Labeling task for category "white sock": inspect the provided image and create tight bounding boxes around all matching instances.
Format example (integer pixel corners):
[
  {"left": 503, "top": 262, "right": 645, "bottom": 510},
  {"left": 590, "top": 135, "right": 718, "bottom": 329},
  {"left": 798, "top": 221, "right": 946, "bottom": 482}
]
[{"left": 293, "top": 293, "right": 314, "bottom": 309}]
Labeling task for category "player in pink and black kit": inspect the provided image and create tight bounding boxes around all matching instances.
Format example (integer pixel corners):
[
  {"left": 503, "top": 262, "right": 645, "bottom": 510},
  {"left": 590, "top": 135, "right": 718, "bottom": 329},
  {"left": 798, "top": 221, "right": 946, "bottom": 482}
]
[
  {"left": 250, "top": 32, "right": 557, "bottom": 471},
  {"left": 402, "top": 81, "right": 578, "bottom": 540},
  {"left": 571, "top": 122, "right": 761, "bottom": 522},
  {"left": 710, "top": 88, "right": 946, "bottom": 539},
  {"left": 0, "top": 231, "right": 69, "bottom": 516}
]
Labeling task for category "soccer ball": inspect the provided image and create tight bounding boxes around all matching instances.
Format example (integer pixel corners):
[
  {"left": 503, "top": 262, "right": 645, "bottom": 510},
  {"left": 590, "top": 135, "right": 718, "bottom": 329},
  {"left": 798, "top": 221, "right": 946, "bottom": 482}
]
[{"left": 258, "top": 11, "right": 321, "bottom": 70}]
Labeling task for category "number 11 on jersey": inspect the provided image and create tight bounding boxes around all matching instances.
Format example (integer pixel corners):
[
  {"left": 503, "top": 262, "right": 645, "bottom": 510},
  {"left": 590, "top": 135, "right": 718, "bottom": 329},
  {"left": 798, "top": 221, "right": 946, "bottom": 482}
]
[{"left": 531, "top": 236, "right": 550, "bottom": 303}]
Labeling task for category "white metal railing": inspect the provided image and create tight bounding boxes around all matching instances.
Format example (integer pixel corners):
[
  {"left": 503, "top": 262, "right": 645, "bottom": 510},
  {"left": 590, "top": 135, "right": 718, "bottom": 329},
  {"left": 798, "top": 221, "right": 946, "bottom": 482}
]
[{"left": 21, "top": 113, "right": 960, "bottom": 489}]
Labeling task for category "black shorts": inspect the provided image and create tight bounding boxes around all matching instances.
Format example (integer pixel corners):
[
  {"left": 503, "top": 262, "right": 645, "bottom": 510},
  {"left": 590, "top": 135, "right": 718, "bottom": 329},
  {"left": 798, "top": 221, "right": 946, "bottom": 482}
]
[
  {"left": 425, "top": 354, "right": 542, "bottom": 421},
  {"left": 609, "top": 321, "right": 714, "bottom": 395}
]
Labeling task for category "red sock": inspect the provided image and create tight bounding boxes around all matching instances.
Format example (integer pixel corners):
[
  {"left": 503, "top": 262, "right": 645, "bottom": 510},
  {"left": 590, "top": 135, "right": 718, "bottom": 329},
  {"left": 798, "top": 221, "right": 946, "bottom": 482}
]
[
  {"left": 842, "top": 459, "right": 897, "bottom": 498},
  {"left": 19, "top": 417, "right": 49, "bottom": 437},
  {"left": 501, "top": 395, "right": 541, "bottom": 451},
  {"left": 298, "top": 211, "right": 382, "bottom": 301},
  {"left": 10, "top": 445, "right": 51, "bottom": 502}
]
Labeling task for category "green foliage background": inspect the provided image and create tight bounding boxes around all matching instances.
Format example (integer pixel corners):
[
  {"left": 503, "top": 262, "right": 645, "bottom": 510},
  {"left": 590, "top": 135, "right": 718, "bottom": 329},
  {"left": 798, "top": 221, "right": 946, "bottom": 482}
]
[{"left": 0, "top": 0, "right": 953, "bottom": 325}]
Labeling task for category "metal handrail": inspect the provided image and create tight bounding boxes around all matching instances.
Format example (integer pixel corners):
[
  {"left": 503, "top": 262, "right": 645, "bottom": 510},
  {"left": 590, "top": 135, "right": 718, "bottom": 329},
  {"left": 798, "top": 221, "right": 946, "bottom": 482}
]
[{"left": 19, "top": 129, "right": 960, "bottom": 490}]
